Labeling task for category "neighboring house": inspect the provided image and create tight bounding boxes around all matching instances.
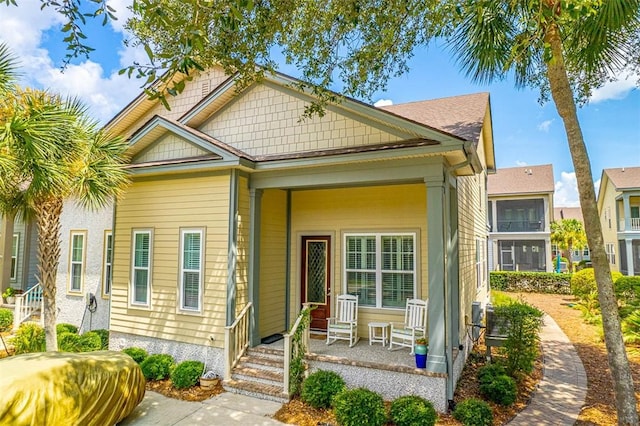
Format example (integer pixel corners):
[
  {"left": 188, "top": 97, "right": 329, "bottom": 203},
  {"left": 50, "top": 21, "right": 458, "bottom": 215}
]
[
  {"left": 487, "top": 165, "right": 554, "bottom": 272},
  {"left": 104, "top": 68, "right": 495, "bottom": 412},
  {"left": 0, "top": 203, "right": 112, "bottom": 332},
  {"left": 597, "top": 167, "right": 640, "bottom": 276},
  {"left": 552, "top": 206, "right": 590, "bottom": 264}
]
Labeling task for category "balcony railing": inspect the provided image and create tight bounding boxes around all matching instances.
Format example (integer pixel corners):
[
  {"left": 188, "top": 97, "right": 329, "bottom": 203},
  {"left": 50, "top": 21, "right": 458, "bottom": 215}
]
[
  {"left": 619, "top": 218, "right": 640, "bottom": 231},
  {"left": 496, "top": 220, "right": 544, "bottom": 232}
]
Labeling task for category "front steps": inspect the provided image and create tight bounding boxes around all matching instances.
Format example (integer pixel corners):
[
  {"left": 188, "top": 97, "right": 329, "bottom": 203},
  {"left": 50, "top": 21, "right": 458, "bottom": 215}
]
[{"left": 223, "top": 346, "right": 289, "bottom": 403}]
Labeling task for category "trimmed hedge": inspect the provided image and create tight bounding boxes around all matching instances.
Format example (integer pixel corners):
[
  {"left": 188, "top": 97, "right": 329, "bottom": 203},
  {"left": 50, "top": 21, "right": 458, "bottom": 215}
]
[
  {"left": 301, "top": 370, "right": 345, "bottom": 409},
  {"left": 490, "top": 271, "right": 572, "bottom": 294}
]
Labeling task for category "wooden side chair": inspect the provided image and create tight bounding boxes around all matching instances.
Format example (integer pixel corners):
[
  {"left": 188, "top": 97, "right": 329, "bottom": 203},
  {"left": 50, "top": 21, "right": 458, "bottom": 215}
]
[
  {"left": 326, "top": 294, "right": 359, "bottom": 347},
  {"left": 388, "top": 298, "right": 428, "bottom": 354}
]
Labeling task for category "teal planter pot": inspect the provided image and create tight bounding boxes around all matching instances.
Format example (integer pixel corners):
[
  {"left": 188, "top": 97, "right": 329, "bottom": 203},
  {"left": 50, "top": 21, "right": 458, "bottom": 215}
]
[{"left": 414, "top": 344, "right": 427, "bottom": 355}]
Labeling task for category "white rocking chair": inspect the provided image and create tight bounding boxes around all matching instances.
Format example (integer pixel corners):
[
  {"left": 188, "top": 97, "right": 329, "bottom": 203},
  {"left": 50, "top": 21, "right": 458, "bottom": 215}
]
[
  {"left": 326, "top": 294, "right": 359, "bottom": 347},
  {"left": 389, "top": 298, "right": 428, "bottom": 354}
]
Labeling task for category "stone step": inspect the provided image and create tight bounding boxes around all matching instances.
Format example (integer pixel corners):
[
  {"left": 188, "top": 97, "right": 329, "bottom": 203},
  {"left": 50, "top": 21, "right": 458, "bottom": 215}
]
[
  {"left": 223, "top": 378, "right": 289, "bottom": 404},
  {"left": 239, "top": 354, "right": 284, "bottom": 370},
  {"left": 232, "top": 364, "right": 284, "bottom": 386},
  {"left": 248, "top": 346, "right": 285, "bottom": 359}
]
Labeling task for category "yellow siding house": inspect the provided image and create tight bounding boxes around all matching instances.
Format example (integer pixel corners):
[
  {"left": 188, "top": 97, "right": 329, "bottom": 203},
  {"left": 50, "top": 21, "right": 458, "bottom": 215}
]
[{"left": 105, "top": 69, "right": 495, "bottom": 411}]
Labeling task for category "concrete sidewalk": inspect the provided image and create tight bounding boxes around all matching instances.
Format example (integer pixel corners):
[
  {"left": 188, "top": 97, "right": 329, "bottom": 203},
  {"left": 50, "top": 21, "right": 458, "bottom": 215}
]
[{"left": 119, "top": 391, "right": 285, "bottom": 425}]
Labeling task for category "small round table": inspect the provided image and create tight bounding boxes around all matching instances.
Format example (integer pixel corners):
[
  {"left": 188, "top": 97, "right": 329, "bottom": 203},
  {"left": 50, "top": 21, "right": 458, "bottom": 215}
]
[{"left": 368, "top": 322, "right": 390, "bottom": 346}]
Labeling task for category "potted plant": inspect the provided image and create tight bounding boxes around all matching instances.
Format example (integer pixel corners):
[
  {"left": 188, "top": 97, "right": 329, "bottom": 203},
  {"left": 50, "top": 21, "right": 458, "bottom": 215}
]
[
  {"left": 414, "top": 337, "right": 428, "bottom": 368},
  {"left": 2, "top": 287, "right": 16, "bottom": 305},
  {"left": 200, "top": 370, "right": 220, "bottom": 390}
]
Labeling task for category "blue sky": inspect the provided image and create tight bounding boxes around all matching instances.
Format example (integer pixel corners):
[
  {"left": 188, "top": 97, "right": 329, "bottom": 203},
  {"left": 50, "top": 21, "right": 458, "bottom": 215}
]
[{"left": 1, "top": 0, "right": 639, "bottom": 207}]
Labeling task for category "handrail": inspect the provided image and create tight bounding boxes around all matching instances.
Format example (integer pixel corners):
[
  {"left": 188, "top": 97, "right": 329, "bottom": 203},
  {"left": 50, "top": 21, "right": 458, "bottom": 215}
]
[
  {"left": 223, "top": 302, "right": 252, "bottom": 380},
  {"left": 13, "top": 284, "right": 43, "bottom": 332},
  {"left": 283, "top": 303, "right": 311, "bottom": 397}
]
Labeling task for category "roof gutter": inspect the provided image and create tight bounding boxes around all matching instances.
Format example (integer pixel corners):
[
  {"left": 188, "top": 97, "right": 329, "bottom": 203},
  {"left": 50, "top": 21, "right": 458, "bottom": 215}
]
[{"left": 462, "top": 141, "right": 483, "bottom": 174}]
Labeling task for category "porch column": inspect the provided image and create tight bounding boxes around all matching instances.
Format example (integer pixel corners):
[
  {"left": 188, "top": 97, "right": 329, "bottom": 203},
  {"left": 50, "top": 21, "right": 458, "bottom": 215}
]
[
  {"left": 625, "top": 239, "right": 634, "bottom": 276},
  {"left": 226, "top": 170, "right": 239, "bottom": 326},
  {"left": 0, "top": 213, "right": 15, "bottom": 294},
  {"left": 623, "top": 194, "right": 632, "bottom": 231},
  {"left": 425, "top": 175, "right": 448, "bottom": 374},
  {"left": 248, "top": 188, "right": 263, "bottom": 345}
]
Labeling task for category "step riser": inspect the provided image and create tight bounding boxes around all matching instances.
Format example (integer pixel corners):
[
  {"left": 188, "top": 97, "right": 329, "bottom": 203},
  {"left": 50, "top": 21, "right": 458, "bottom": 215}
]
[
  {"left": 224, "top": 385, "right": 289, "bottom": 404},
  {"left": 232, "top": 373, "right": 283, "bottom": 387}
]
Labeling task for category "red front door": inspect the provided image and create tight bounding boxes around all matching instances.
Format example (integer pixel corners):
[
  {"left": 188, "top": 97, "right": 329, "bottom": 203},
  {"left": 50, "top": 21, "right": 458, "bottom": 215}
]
[{"left": 301, "top": 236, "right": 331, "bottom": 331}]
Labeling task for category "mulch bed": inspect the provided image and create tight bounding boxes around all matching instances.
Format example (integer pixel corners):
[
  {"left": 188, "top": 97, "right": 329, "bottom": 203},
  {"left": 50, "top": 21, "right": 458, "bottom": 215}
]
[{"left": 145, "top": 378, "right": 225, "bottom": 402}]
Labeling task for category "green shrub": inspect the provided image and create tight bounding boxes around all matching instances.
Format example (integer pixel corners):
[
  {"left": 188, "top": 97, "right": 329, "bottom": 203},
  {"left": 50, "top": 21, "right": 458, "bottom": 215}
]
[
  {"left": 615, "top": 276, "right": 640, "bottom": 308},
  {"left": 494, "top": 301, "right": 544, "bottom": 377},
  {"left": 170, "top": 360, "right": 204, "bottom": 389},
  {"left": 333, "top": 388, "right": 386, "bottom": 426},
  {"left": 389, "top": 395, "right": 437, "bottom": 426},
  {"left": 621, "top": 309, "right": 640, "bottom": 345},
  {"left": 10, "top": 322, "right": 45, "bottom": 354},
  {"left": 56, "top": 323, "right": 78, "bottom": 335},
  {"left": 91, "top": 329, "right": 110, "bottom": 350},
  {"left": 79, "top": 331, "right": 103, "bottom": 352},
  {"left": 477, "top": 363, "right": 507, "bottom": 385},
  {"left": 140, "top": 354, "right": 175, "bottom": 380},
  {"left": 479, "top": 374, "right": 517, "bottom": 406},
  {"left": 58, "top": 332, "right": 82, "bottom": 352},
  {"left": 0, "top": 308, "right": 13, "bottom": 332},
  {"left": 123, "top": 347, "right": 149, "bottom": 364},
  {"left": 490, "top": 271, "right": 572, "bottom": 294},
  {"left": 571, "top": 268, "right": 623, "bottom": 301},
  {"left": 301, "top": 370, "right": 346, "bottom": 409},
  {"left": 452, "top": 398, "right": 493, "bottom": 426}
]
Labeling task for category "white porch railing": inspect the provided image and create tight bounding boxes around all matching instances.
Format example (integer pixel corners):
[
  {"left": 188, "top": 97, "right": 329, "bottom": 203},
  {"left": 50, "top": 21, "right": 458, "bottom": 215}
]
[
  {"left": 13, "top": 284, "right": 43, "bottom": 331},
  {"left": 283, "top": 303, "right": 311, "bottom": 397},
  {"left": 620, "top": 218, "right": 640, "bottom": 231},
  {"left": 224, "top": 302, "right": 252, "bottom": 380}
]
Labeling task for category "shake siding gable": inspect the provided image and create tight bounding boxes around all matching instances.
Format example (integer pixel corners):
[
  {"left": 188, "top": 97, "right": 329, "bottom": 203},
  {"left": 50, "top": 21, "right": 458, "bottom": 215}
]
[
  {"left": 199, "top": 84, "right": 403, "bottom": 157},
  {"left": 111, "top": 173, "right": 231, "bottom": 346},
  {"left": 135, "top": 133, "right": 210, "bottom": 164}
]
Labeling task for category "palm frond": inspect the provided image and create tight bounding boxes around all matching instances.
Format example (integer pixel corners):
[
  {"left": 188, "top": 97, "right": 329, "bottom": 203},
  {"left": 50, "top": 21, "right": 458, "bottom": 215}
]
[{"left": 0, "top": 43, "right": 19, "bottom": 94}]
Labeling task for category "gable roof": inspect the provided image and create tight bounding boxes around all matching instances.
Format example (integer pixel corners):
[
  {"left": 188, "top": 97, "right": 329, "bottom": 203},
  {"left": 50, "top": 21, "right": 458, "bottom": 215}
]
[
  {"left": 488, "top": 164, "right": 554, "bottom": 196},
  {"left": 554, "top": 207, "right": 583, "bottom": 222},
  {"left": 379, "top": 93, "right": 488, "bottom": 142},
  {"left": 603, "top": 167, "right": 640, "bottom": 190}
]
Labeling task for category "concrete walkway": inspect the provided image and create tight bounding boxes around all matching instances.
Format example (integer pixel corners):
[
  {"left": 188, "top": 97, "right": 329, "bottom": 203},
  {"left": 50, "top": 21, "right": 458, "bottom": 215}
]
[
  {"left": 118, "top": 391, "right": 285, "bottom": 425},
  {"left": 508, "top": 313, "right": 587, "bottom": 425},
  {"left": 119, "top": 313, "right": 587, "bottom": 426}
]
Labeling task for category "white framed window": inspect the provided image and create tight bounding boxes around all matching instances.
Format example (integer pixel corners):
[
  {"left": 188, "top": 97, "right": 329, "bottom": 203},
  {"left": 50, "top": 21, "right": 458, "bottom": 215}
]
[
  {"left": 180, "top": 229, "right": 203, "bottom": 312},
  {"left": 344, "top": 233, "right": 416, "bottom": 309},
  {"left": 10, "top": 234, "right": 19, "bottom": 281},
  {"left": 476, "top": 238, "right": 486, "bottom": 288},
  {"left": 131, "top": 230, "right": 152, "bottom": 306},
  {"left": 583, "top": 247, "right": 590, "bottom": 257},
  {"left": 606, "top": 243, "right": 616, "bottom": 265},
  {"left": 102, "top": 231, "right": 113, "bottom": 297},
  {"left": 69, "top": 231, "right": 86, "bottom": 293}
]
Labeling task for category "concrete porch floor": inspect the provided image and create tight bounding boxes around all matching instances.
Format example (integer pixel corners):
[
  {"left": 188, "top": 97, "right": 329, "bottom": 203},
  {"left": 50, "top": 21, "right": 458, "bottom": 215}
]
[{"left": 260, "top": 333, "right": 419, "bottom": 370}]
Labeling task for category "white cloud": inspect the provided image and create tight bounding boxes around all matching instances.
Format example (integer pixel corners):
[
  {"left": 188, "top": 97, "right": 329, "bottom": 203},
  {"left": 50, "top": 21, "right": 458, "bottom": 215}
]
[
  {"left": 515, "top": 160, "right": 528, "bottom": 167},
  {"left": 374, "top": 99, "right": 393, "bottom": 107},
  {"left": 590, "top": 73, "right": 637, "bottom": 103},
  {"left": 0, "top": 0, "right": 142, "bottom": 124},
  {"left": 537, "top": 119, "right": 553, "bottom": 132},
  {"left": 593, "top": 179, "right": 601, "bottom": 197},
  {"left": 554, "top": 171, "right": 580, "bottom": 207}
]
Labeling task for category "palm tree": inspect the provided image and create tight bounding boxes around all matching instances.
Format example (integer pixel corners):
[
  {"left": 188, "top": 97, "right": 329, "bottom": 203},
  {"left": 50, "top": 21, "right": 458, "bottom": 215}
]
[
  {"left": 0, "top": 43, "right": 129, "bottom": 351},
  {"left": 448, "top": 2, "right": 638, "bottom": 423},
  {"left": 551, "top": 218, "right": 587, "bottom": 271}
]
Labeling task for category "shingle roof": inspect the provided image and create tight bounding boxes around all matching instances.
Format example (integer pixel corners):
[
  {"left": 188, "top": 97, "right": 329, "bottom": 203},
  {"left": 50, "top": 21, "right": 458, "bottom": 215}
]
[
  {"left": 604, "top": 167, "right": 640, "bottom": 190},
  {"left": 488, "top": 164, "right": 554, "bottom": 195},
  {"left": 554, "top": 207, "right": 583, "bottom": 222},
  {"left": 379, "top": 93, "right": 489, "bottom": 143}
]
